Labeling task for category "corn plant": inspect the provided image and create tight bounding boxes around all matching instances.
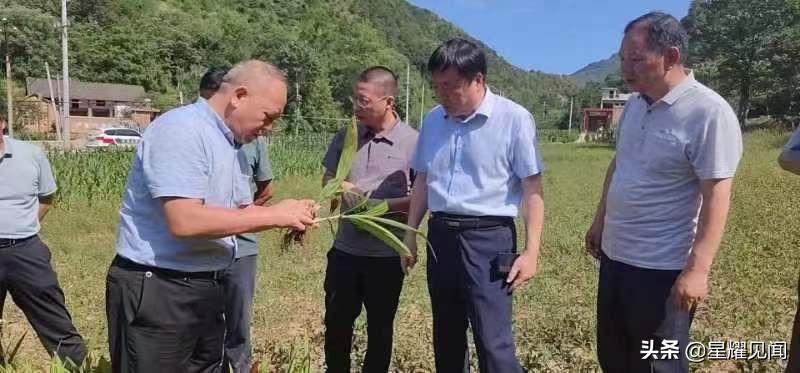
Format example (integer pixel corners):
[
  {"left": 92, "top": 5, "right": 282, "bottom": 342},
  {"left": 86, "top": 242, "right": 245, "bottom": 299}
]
[{"left": 281, "top": 117, "right": 427, "bottom": 257}]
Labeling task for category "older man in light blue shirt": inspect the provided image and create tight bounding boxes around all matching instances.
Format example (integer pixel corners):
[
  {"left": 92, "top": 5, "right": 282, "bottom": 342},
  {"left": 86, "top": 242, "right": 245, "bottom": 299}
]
[
  {"left": 405, "top": 38, "right": 545, "bottom": 373},
  {"left": 106, "top": 59, "right": 317, "bottom": 372}
]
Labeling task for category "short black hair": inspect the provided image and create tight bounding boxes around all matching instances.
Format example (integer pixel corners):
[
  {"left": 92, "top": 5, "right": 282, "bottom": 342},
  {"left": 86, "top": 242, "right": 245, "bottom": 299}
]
[
  {"left": 624, "top": 11, "right": 688, "bottom": 62},
  {"left": 199, "top": 67, "right": 229, "bottom": 99},
  {"left": 358, "top": 66, "right": 398, "bottom": 96},
  {"left": 427, "top": 38, "right": 487, "bottom": 81}
]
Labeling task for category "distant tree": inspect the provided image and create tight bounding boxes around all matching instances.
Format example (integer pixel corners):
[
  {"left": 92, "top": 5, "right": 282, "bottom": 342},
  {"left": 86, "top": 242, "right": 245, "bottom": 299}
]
[{"left": 687, "top": 0, "right": 800, "bottom": 127}]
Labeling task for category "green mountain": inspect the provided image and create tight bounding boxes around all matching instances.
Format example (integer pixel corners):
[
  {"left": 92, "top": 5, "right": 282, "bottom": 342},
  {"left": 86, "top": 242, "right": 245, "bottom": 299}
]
[
  {"left": 3, "top": 0, "right": 576, "bottom": 131},
  {"left": 569, "top": 53, "right": 620, "bottom": 86}
]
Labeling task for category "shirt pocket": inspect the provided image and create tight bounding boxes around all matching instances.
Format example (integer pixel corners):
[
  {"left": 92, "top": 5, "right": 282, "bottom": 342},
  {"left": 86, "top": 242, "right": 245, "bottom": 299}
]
[
  {"left": 372, "top": 153, "right": 411, "bottom": 198},
  {"left": 233, "top": 173, "right": 254, "bottom": 208},
  {"left": 641, "top": 130, "right": 687, "bottom": 174}
]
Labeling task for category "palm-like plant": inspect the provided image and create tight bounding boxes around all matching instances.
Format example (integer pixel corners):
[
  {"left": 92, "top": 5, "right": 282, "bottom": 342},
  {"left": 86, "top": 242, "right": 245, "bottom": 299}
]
[{"left": 281, "top": 117, "right": 428, "bottom": 257}]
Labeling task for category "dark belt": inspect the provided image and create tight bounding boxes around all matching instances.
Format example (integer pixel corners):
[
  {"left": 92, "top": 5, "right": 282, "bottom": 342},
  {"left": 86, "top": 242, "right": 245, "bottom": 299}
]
[
  {"left": 430, "top": 212, "right": 513, "bottom": 230},
  {"left": 0, "top": 235, "right": 36, "bottom": 249},
  {"left": 113, "top": 255, "right": 224, "bottom": 280}
]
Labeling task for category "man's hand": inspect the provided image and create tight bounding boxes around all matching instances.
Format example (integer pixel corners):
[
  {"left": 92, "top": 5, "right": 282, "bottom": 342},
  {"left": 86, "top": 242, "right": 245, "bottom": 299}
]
[
  {"left": 257, "top": 199, "right": 318, "bottom": 231},
  {"left": 585, "top": 219, "right": 603, "bottom": 259},
  {"left": 400, "top": 254, "right": 417, "bottom": 274},
  {"left": 506, "top": 250, "right": 539, "bottom": 292},
  {"left": 671, "top": 268, "right": 709, "bottom": 312},
  {"left": 401, "top": 232, "right": 419, "bottom": 274}
]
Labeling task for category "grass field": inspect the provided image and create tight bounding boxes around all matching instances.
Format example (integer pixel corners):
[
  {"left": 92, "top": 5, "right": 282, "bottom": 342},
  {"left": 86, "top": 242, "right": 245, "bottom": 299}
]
[{"left": 1, "top": 131, "right": 798, "bottom": 372}]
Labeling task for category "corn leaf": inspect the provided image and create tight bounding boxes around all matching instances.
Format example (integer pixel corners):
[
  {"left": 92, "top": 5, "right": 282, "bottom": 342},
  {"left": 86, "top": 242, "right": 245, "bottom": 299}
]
[
  {"left": 334, "top": 116, "right": 358, "bottom": 182},
  {"left": 361, "top": 200, "right": 390, "bottom": 217},
  {"left": 318, "top": 179, "right": 343, "bottom": 202},
  {"left": 353, "top": 214, "right": 437, "bottom": 262},
  {"left": 346, "top": 216, "right": 412, "bottom": 257}
]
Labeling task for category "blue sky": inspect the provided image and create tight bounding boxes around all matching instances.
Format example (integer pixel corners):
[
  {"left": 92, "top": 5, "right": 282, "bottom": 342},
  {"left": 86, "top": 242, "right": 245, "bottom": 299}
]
[{"left": 406, "top": 0, "right": 691, "bottom": 75}]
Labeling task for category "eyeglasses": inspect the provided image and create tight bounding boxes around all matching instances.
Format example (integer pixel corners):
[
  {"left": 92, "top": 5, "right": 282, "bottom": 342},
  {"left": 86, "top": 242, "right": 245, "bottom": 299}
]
[{"left": 348, "top": 95, "right": 390, "bottom": 109}]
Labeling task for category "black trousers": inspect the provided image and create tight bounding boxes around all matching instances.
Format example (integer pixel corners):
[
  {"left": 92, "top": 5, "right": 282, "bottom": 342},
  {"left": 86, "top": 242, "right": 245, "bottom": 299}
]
[
  {"left": 597, "top": 251, "right": 693, "bottom": 373},
  {"left": 323, "top": 248, "right": 404, "bottom": 373},
  {"left": 106, "top": 255, "right": 226, "bottom": 373},
  {"left": 0, "top": 235, "right": 86, "bottom": 365},
  {"left": 426, "top": 214, "right": 523, "bottom": 373}
]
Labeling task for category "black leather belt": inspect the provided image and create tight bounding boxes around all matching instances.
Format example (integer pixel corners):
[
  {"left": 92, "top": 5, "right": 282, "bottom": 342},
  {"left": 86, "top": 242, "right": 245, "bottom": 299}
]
[
  {"left": 430, "top": 212, "right": 513, "bottom": 230},
  {"left": 0, "top": 235, "right": 36, "bottom": 249},
  {"left": 114, "top": 255, "right": 224, "bottom": 280}
]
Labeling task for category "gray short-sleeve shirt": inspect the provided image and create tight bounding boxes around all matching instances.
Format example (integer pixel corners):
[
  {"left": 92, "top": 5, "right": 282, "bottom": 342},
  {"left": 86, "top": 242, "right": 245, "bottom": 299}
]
[
  {"left": 0, "top": 137, "right": 57, "bottom": 239},
  {"left": 322, "top": 120, "right": 418, "bottom": 257},
  {"left": 236, "top": 136, "right": 274, "bottom": 258},
  {"left": 602, "top": 74, "right": 743, "bottom": 270}
]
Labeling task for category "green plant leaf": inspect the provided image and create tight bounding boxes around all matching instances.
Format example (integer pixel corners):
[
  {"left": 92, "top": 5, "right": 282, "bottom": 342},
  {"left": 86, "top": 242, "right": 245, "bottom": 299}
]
[
  {"left": 8, "top": 331, "right": 26, "bottom": 365},
  {"left": 317, "top": 179, "right": 343, "bottom": 202},
  {"left": 360, "top": 200, "right": 389, "bottom": 217},
  {"left": 350, "top": 214, "right": 437, "bottom": 262},
  {"left": 335, "top": 116, "right": 359, "bottom": 182},
  {"left": 346, "top": 216, "right": 412, "bottom": 257}
]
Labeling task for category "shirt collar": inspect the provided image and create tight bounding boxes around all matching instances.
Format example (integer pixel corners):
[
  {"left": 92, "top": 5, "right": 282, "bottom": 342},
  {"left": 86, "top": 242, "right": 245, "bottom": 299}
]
[
  {"left": 363, "top": 117, "right": 403, "bottom": 145},
  {"left": 194, "top": 98, "right": 237, "bottom": 147},
  {"left": 446, "top": 87, "right": 496, "bottom": 123},
  {"left": 640, "top": 69, "right": 696, "bottom": 107}
]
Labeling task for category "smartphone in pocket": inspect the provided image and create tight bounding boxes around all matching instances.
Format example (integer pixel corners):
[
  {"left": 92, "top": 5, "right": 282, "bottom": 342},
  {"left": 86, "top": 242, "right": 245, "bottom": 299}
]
[{"left": 496, "top": 252, "right": 519, "bottom": 275}]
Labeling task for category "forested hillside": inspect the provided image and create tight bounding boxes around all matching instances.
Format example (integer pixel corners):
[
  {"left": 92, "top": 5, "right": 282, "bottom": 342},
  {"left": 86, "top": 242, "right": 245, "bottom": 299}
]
[{"left": 1, "top": 0, "right": 576, "bottom": 131}]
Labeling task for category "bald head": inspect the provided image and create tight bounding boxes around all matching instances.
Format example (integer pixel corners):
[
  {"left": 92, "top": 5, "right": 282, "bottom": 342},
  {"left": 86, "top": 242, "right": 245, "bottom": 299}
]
[
  {"left": 206, "top": 59, "right": 288, "bottom": 144},
  {"left": 358, "top": 66, "right": 398, "bottom": 97},
  {"left": 221, "top": 59, "right": 287, "bottom": 92}
]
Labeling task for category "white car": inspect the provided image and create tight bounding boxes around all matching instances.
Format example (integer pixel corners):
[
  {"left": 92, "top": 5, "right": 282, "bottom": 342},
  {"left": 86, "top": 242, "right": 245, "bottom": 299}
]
[{"left": 86, "top": 128, "right": 142, "bottom": 148}]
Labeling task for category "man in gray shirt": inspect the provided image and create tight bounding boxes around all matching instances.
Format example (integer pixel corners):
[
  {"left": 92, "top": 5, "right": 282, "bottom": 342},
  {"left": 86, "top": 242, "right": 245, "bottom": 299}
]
[
  {"left": 321, "top": 66, "right": 418, "bottom": 373},
  {"left": 0, "top": 122, "right": 86, "bottom": 365},
  {"left": 779, "top": 128, "right": 800, "bottom": 373},
  {"left": 585, "top": 12, "right": 742, "bottom": 372}
]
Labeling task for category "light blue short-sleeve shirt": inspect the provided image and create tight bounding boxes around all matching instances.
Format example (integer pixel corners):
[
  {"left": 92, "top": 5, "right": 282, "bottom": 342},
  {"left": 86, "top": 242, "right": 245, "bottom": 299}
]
[
  {"left": 116, "top": 99, "right": 253, "bottom": 272},
  {"left": 0, "top": 137, "right": 57, "bottom": 239},
  {"left": 603, "top": 74, "right": 743, "bottom": 270},
  {"left": 411, "top": 88, "right": 544, "bottom": 217}
]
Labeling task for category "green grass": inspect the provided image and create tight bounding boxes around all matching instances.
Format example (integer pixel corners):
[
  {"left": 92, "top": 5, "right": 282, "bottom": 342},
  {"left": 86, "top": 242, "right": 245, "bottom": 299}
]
[{"left": 2, "top": 131, "right": 797, "bottom": 371}]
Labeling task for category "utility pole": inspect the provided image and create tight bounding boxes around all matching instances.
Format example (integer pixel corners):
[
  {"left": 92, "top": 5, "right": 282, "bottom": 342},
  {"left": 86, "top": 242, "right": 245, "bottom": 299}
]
[
  {"left": 61, "top": 0, "right": 70, "bottom": 148},
  {"left": 419, "top": 84, "right": 425, "bottom": 128},
  {"left": 45, "top": 62, "right": 61, "bottom": 141},
  {"left": 405, "top": 63, "right": 410, "bottom": 124},
  {"left": 294, "top": 81, "right": 300, "bottom": 136},
  {"left": 1, "top": 18, "right": 16, "bottom": 138},
  {"left": 568, "top": 96, "right": 574, "bottom": 133}
]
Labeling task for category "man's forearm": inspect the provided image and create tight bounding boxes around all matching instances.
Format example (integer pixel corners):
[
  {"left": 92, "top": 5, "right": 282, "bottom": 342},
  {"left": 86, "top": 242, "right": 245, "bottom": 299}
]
[
  {"left": 521, "top": 175, "right": 544, "bottom": 256},
  {"left": 406, "top": 173, "right": 428, "bottom": 229},
  {"left": 684, "top": 179, "right": 733, "bottom": 274},
  {"left": 38, "top": 196, "right": 54, "bottom": 222},
  {"left": 594, "top": 157, "right": 616, "bottom": 221},
  {"left": 385, "top": 196, "right": 411, "bottom": 213},
  {"left": 162, "top": 199, "right": 288, "bottom": 239},
  {"left": 253, "top": 181, "right": 273, "bottom": 206}
]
